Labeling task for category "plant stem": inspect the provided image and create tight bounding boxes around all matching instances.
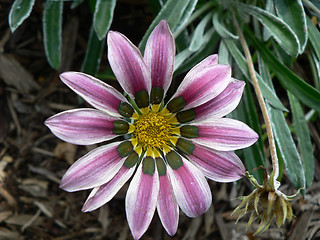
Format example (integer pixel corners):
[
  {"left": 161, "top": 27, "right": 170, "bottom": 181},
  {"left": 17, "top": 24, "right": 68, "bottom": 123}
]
[{"left": 232, "top": 9, "right": 279, "bottom": 181}]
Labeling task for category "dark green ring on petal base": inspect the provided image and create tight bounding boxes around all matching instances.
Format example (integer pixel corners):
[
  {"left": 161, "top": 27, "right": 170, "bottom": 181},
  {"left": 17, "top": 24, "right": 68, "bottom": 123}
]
[
  {"left": 117, "top": 141, "right": 134, "bottom": 157},
  {"left": 166, "top": 96, "right": 186, "bottom": 113},
  {"left": 150, "top": 87, "right": 164, "bottom": 105},
  {"left": 142, "top": 156, "right": 155, "bottom": 175},
  {"left": 176, "top": 138, "right": 195, "bottom": 155},
  {"left": 118, "top": 102, "right": 134, "bottom": 118},
  {"left": 180, "top": 125, "right": 199, "bottom": 138},
  {"left": 155, "top": 157, "right": 166, "bottom": 176},
  {"left": 113, "top": 120, "right": 129, "bottom": 134},
  {"left": 166, "top": 150, "right": 183, "bottom": 170},
  {"left": 135, "top": 89, "right": 149, "bottom": 108}
]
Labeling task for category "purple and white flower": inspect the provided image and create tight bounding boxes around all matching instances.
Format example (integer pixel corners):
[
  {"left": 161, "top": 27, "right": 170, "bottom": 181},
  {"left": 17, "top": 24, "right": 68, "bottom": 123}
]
[{"left": 45, "top": 20, "right": 258, "bottom": 239}]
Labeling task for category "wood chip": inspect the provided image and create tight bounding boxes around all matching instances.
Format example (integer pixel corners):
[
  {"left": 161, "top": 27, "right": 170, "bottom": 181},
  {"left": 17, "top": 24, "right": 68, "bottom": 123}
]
[{"left": 54, "top": 142, "right": 77, "bottom": 165}]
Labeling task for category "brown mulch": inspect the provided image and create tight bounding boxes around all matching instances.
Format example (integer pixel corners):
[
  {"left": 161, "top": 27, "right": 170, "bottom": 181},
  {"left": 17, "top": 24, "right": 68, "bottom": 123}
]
[{"left": 0, "top": 1, "right": 320, "bottom": 239}]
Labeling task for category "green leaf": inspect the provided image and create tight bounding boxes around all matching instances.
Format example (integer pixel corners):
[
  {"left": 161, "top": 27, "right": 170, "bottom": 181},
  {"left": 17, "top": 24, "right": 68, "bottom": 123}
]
[
  {"left": 288, "top": 93, "right": 314, "bottom": 188},
  {"left": 43, "top": 0, "right": 63, "bottom": 70},
  {"left": 212, "top": 12, "right": 238, "bottom": 39},
  {"left": 275, "top": 0, "right": 307, "bottom": 53},
  {"left": 81, "top": 25, "right": 105, "bottom": 76},
  {"left": 267, "top": 103, "right": 305, "bottom": 189},
  {"left": 9, "top": 0, "right": 35, "bottom": 33},
  {"left": 218, "top": 40, "right": 230, "bottom": 65},
  {"left": 173, "top": 0, "right": 198, "bottom": 33},
  {"left": 189, "top": 12, "right": 213, "bottom": 52},
  {"left": 138, "top": 0, "right": 191, "bottom": 52},
  {"left": 93, "top": 0, "right": 116, "bottom": 40},
  {"left": 223, "top": 39, "right": 287, "bottom": 111},
  {"left": 174, "top": 27, "right": 218, "bottom": 74},
  {"left": 236, "top": 2, "right": 299, "bottom": 56},
  {"left": 263, "top": 0, "right": 274, "bottom": 41},
  {"left": 174, "top": 48, "right": 193, "bottom": 71},
  {"left": 246, "top": 28, "right": 320, "bottom": 112},
  {"left": 307, "top": 17, "right": 320, "bottom": 61},
  {"left": 173, "top": 1, "right": 214, "bottom": 39}
]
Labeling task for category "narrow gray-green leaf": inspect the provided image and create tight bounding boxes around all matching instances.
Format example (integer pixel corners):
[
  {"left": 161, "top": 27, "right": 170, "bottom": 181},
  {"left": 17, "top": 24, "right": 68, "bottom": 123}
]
[
  {"left": 263, "top": 0, "right": 274, "bottom": 41},
  {"left": 173, "top": 1, "right": 214, "bottom": 39},
  {"left": 275, "top": 0, "right": 307, "bottom": 53},
  {"left": 174, "top": 48, "right": 193, "bottom": 71},
  {"left": 212, "top": 12, "right": 238, "bottom": 39},
  {"left": 173, "top": 0, "right": 198, "bottom": 33},
  {"left": 224, "top": 39, "right": 287, "bottom": 111},
  {"left": 93, "top": 0, "right": 116, "bottom": 40},
  {"left": 81, "top": 26, "right": 105, "bottom": 76},
  {"left": 175, "top": 27, "right": 218, "bottom": 74},
  {"left": 43, "top": 0, "right": 63, "bottom": 70},
  {"left": 288, "top": 93, "right": 314, "bottom": 187},
  {"left": 218, "top": 40, "right": 230, "bottom": 65},
  {"left": 246, "top": 29, "right": 320, "bottom": 112},
  {"left": 267, "top": 104, "right": 305, "bottom": 189},
  {"left": 9, "top": 0, "right": 35, "bottom": 33},
  {"left": 307, "top": 17, "right": 320, "bottom": 61},
  {"left": 189, "top": 12, "right": 213, "bottom": 52},
  {"left": 138, "top": 0, "right": 191, "bottom": 52},
  {"left": 236, "top": 2, "right": 299, "bottom": 56}
]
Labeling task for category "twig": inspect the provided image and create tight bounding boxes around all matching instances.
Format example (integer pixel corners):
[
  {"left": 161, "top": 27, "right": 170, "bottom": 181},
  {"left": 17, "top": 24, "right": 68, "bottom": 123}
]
[{"left": 232, "top": 9, "right": 279, "bottom": 181}]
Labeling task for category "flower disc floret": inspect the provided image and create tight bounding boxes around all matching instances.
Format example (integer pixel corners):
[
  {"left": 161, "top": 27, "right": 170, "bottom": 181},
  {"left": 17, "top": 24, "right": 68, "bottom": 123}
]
[{"left": 134, "top": 112, "right": 175, "bottom": 150}]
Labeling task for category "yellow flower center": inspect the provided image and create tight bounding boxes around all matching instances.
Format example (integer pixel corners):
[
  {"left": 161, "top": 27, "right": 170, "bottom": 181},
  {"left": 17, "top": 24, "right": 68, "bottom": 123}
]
[{"left": 134, "top": 112, "right": 175, "bottom": 150}]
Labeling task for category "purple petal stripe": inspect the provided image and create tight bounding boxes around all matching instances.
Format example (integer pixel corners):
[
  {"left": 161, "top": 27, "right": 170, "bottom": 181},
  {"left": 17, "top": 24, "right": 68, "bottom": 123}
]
[
  {"left": 82, "top": 165, "right": 136, "bottom": 212},
  {"left": 193, "top": 79, "right": 245, "bottom": 122},
  {"left": 172, "top": 64, "right": 231, "bottom": 109},
  {"left": 193, "top": 118, "right": 259, "bottom": 151},
  {"left": 144, "top": 20, "right": 175, "bottom": 94},
  {"left": 60, "top": 72, "right": 127, "bottom": 117},
  {"left": 45, "top": 108, "right": 118, "bottom": 145},
  {"left": 126, "top": 162, "right": 159, "bottom": 240},
  {"left": 167, "top": 157, "right": 212, "bottom": 218},
  {"left": 60, "top": 142, "right": 125, "bottom": 192},
  {"left": 188, "top": 143, "right": 245, "bottom": 182},
  {"left": 157, "top": 174, "right": 179, "bottom": 236},
  {"left": 107, "top": 31, "right": 151, "bottom": 98}
]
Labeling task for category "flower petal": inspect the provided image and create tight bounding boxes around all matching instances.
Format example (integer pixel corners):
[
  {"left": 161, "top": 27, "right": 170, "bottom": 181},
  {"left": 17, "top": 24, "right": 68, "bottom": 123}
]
[
  {"left": 60, "top": 72, "right": 127, "bottom": 117},
  {"left": 188, "top": 143, "right": 246, "bottom": 182},
  {"left": 82, "top": 165, "right": 136, "bottom": 212},
  {"left": 126, "top": 157, "right": 159, "bottom": 240},
  {"left": 190, "top": 118, "right": 259, "bottom": 151},
  {"left": 45, "top": 109, "right": 118, "bottom": 145},
  {"left": 60, "top": 142, "right": 126, "bottom": 192},
  {"left": 144, "top": 20, "right": 175, "bottom": 100},
  {"left": 188, "top": 54, "right": 218, "bottom": 73},
  {"left": 107, "top": 31, "right": 151, "bottom": 104},
  {"left": 193, "top": 78, "right": 245, "bottom": 121},
  {"left": 167, "top": 154, "right": 212, "bottom": 218},
  {"left": 157, "top": 173, "right": 179, "bottom": 236},
  {"left": 167, "top": 63, "right": 231, "bottom": 112}
]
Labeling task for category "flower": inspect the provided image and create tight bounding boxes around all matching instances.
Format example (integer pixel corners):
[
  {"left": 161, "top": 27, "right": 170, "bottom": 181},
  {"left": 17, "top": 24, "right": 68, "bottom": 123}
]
[
  {"left": 233, "top": 171, "right": 300, "bottom": 234},
  {"left": 45, "top": 20, "right": 258, "bottom": 239}
]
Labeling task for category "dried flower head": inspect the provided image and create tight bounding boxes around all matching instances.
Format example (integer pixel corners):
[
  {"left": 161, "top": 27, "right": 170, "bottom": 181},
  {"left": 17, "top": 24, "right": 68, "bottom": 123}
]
[{"left": 233, "top": 170, "right": 301, "bottom": 234}]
